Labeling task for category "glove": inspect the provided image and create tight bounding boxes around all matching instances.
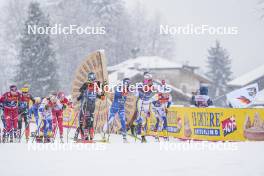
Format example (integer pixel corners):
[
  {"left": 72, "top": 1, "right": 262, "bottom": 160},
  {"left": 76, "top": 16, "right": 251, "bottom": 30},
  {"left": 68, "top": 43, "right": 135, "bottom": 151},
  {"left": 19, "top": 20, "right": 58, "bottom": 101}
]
[
  {"left": 102, "top": 80, "right": 109, "bottom": 92},
  {"left": 77, "top": 94, "right": 83, "bottom": 101},
  {"left": 0, "top": 108, "right": 3, "bottom": 118}
]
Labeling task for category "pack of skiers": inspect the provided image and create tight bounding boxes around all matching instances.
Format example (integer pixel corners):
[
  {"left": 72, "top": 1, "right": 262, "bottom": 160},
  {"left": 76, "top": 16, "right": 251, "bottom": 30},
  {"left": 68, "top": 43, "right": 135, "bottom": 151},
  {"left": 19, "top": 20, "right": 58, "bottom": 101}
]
[
  {"left": 0, "top": 71, "right": 213, "bottom": 143},
  {"left": 0, "top": 84, "right": 70, "bottom": 143}
]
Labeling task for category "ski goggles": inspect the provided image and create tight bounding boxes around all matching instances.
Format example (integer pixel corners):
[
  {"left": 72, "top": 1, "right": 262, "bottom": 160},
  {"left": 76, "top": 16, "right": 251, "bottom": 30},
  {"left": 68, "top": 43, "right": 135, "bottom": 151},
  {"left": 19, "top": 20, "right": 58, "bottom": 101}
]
[
  {"left": 21, "top": 87, "right": 29, "bottom": 93},
  {"left": 143, "top": 79, "right": 152, "bottom": 84},
  {"left": 10, "top": 86, "right": 17, "bottom": 92}
]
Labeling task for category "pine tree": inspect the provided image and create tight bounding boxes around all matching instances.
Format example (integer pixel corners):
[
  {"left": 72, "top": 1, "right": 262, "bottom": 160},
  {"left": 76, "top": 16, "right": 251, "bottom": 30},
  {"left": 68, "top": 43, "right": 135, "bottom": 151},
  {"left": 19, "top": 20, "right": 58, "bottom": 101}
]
[
  {"left": 206, "top": 40, "right": 232, "bottom": 98},
  {"left": 15, "top": 2, "right": 58, "bottom": 97}
]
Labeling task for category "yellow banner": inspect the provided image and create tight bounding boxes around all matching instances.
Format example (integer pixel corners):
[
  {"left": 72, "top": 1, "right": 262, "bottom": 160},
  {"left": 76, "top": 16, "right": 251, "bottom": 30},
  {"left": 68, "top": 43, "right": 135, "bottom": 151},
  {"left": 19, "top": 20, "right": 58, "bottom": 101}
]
[
  {"left": 63, "top": 106, "right": 77, "bottom": 128},
  {"left": 147, "top": 106, "right": 264, "bottom": 141}
]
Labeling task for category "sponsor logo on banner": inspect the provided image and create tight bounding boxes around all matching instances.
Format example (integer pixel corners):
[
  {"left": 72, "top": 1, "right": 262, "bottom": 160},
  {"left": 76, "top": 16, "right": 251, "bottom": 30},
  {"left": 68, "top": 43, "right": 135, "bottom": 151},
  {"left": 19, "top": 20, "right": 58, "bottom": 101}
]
[
  {"left": 221, "top": 116, "right": 237, "bottom": 136},
  {"left": 147, "top": 106, "right": 264, "bottom": 141},
  {"left": 192, "top": 112, "right": 222, "bottom": 136}
]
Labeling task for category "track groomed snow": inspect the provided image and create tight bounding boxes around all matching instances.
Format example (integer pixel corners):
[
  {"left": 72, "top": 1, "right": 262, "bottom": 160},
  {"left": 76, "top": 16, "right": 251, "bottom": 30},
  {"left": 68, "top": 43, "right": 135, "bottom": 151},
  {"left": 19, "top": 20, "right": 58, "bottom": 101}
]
[{"left": 1, "top": 132, "right": 264, "bottom": 176}]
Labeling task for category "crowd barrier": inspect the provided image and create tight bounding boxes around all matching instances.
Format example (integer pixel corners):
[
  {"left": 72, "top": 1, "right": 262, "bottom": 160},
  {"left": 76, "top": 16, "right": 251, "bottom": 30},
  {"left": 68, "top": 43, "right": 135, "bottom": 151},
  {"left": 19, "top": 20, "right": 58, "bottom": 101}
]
[{"left": 147, "top": 106, "right": 264, "bottom": 141}]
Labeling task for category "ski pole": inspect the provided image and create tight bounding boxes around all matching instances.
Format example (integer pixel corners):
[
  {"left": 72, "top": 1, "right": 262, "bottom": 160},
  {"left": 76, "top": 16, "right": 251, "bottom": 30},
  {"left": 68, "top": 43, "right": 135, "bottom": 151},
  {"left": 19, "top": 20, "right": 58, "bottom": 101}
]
[
  {"left": 32, "top": 118, "right": 43, "bottom": 143},
  {"left": 52, "top": 118, "right": 59, "bottom": 143},
  {"left": 94, "top": 100, "right": 102, "bottom": 134},
  {"left": 19, "top": 116, "right": 31, "bottom": 143}
]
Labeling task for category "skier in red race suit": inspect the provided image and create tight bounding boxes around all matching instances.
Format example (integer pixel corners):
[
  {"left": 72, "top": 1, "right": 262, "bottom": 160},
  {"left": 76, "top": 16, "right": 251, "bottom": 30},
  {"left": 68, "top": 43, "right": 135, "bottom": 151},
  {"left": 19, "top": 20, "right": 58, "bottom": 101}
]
[
  {"left": 0, "top": 85, "right": 21, "bottom": 143},
  {"left": 18, "top": 84, "right": 34, "bottom": 142},
  {"left": 51, "top": 92, "right": 69, "bottom": 142}
]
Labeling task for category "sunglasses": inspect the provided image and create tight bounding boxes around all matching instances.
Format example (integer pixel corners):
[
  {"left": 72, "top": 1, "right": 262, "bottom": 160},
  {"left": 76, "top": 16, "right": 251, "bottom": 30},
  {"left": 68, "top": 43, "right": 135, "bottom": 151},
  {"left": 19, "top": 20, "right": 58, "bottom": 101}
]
[{"left": 10, "top": 87, "right": 17, "bottom": 92}]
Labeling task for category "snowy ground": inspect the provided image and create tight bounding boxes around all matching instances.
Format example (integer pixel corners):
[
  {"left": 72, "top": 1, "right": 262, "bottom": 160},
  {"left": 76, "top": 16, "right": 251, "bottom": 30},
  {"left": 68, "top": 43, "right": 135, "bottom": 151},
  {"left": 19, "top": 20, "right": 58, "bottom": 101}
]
[{"left": 1, "top": 128, "right": 264, "bottom": 176}]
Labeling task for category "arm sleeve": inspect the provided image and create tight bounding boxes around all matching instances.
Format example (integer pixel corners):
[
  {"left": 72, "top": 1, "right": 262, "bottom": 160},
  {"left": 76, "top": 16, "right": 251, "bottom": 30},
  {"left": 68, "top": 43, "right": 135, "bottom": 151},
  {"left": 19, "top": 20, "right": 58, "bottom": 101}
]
[
  {"left": 77, "top": 83, "right": 87, "bottom": 101},
  {"left": 167, "top": 94, "right": 172, "bottom": 108},
  {"left": 30, "top": 95, "right": 35, "bottom": 104}
]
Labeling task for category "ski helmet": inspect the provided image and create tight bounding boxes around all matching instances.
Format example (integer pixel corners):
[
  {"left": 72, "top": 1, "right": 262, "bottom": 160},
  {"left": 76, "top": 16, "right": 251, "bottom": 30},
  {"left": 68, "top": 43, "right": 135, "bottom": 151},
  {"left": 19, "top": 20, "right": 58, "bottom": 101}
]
[
  {"left": 122, "top": 78, "right": 131, "bottom": 86},
  {"left": 10, "top": 85, "right": 17, "bottom": 92},
  {"left": 143, "top": 72, "right": 152, "bottom": 79},
  {"left": 143, "top": 72, "right": 152, "bottom": 84},
  {"left": 21, "top": 83, "right": 30, "bottom": 93},
  {"left": 88, "top": 72, "right": 96, "bottom": 82},
  {"left": 49, "top": 94, "right": 56, "bottom": 103},
  {"left": 199, "top": 84, "right": 209, "bottom": 95},
  {"left": 34, "top": 97, "right": 41, "bottom": 104},
  {"left": 57, "top": 91, "right": 65, "bottom": 99}
]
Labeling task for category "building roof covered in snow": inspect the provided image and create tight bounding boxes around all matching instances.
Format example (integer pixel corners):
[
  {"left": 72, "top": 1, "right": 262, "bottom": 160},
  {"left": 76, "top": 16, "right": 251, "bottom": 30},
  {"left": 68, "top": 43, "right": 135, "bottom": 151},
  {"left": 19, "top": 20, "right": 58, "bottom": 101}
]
[
  {"left": 108, "top": 56, "right": 182, "bottom": 72},
  {"left": 254, "top": 89, "right": 264, "bottom": 104},
  {"left": 107, "top": 56, "right": 209, "bottom": 103},
  {"left": 108, "top": 68, "right": 141, "bottom": 85},
  {"left": 228, "top": 65, "right": 264, "bottom": 87}
]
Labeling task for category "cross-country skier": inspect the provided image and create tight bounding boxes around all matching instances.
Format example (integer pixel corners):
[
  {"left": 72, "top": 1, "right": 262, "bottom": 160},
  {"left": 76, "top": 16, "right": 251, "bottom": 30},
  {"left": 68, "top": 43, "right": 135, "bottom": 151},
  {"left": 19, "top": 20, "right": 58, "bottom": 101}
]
[
  {"left": 74, "top": 72, "right": 105, "bottom": 142},
  {"left": 38, "top": 97, "right": 53, "bottom": 143},
  {"left": 51, "top": 92, "right": 68, "bottom": 143},
  {"left": 134, "top": 72, "right": 157, "bottom": 143},
  {"left": 0, "top": 85, "right": 21, "bottom": 143},
  {"left": 0, "top": 95, "right": 3, "bottom": 143},
  {"left": 151, "top": 80, "right": 172, "bottom": 141},
  {"left": 18, "top": 84, "right": 34, "bottom": 142},
  {"left": 29, "top": 97, "right": 42, "bottom": 137},
  {"left": 46, "top": 94, "right": 64, "bottom": 142},
  {"left": 103, "top": 78, "right": 132, "bottom": 142},
  {"left": 194, "top": 84, "right": 213, "bottom": 107}
]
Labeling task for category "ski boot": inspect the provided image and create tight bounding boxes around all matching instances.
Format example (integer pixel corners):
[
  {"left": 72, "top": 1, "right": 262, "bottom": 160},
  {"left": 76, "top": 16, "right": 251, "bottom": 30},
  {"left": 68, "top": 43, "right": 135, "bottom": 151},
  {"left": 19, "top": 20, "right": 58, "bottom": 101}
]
[
  {"left": 123, "top": 135, "right": 128, "bottom": 143},
  {"left": 163, "top": 129, "right": 169, "bottom": 141},
  {"left": 83, "top": 129, "right": 89, "bottom": 141},
  {"left": 130, "top": 124, "right": 136, "bottom": 137},
  {"left": 89, "top": 128, "right": 94, "bottom": 141},
  {"left": 141, "top": 136, "right": 147, "bottom": 143},
  {"left": 73, "top": 130, "right": 79, "bottom": 142},
  {"left": 101, "top": 133, "right": 109, "bottom": 143},
  {"left": 155, "top": 136, "right": 160, "bottom": 142},
  {"left": 163, "top": 137, "right": 169, "bottom": 141},
  {"left": 153, "top": 129, "right": 160, "bottom": 142},
  {"left": 2, "top": 133, "right": 7, "bottom": 143},
  {"left": 73, "top": 135, "right": 78, "bottom": 142},
  {"left": 9, "top": 136, "right": 13, "bottom": 143},
  {"left": 60, "top": 135, "right": 64, "bottom": 143},
  {"left": 35, "top": 134, "right": 43, "bottom": 143},
  {"left": 26, "top": 137, "right": 29, "bottom": 143},
  {"left": 44, "top": 136, "right": 51, "bottom": 143},
  {"left": 43, "top": 137, "right": 48, "bottom": 143}
]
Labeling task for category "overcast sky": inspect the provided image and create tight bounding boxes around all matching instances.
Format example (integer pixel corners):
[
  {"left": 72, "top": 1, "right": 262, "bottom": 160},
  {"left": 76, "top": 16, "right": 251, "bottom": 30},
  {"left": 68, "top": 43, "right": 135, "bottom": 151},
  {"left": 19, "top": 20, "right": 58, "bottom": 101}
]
[
  {"left": 127, "top": 0, "right": 264, "bottom": 77},
  {"left": 1, "top": 0, "right": 263, "bottom": 77}
]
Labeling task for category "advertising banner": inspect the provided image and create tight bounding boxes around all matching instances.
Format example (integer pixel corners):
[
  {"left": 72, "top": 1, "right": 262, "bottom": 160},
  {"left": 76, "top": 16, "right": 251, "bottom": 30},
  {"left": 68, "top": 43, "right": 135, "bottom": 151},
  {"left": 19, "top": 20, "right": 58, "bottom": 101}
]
[{"left": 147, "top": 106, "right": 264, "bottom": 141}]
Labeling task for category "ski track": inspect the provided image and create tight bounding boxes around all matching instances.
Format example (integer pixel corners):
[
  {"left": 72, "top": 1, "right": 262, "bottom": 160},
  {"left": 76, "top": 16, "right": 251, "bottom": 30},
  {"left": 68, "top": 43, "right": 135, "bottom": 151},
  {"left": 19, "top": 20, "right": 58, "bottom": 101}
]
[{"left": 0, "top": 127, "right": 264, "bottom": 176}]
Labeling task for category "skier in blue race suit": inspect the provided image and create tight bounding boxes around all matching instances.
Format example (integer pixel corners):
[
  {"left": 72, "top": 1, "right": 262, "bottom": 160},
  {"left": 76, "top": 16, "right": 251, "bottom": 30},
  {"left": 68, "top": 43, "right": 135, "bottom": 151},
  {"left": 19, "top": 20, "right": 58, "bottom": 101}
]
[
  {"left": 38, "top": 97, "right": 53, "bottom": 143},
  {"left": 134, "top": 72, "right": 156, "bottom": 143},
  {"left": 103, "top": 78, "right": 132, "bottom": 142},
  {"left": 29, "top": 97, "right": 42, "bottom": 136}
]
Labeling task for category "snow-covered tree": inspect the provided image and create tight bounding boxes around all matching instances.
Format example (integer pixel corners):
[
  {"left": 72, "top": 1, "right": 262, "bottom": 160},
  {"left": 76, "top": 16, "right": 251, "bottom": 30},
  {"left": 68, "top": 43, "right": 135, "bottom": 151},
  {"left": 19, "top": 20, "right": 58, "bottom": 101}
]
[
  {"left": 0, "top": 0, "right": 30, "bottom": 92},
  {"left": 43, "top": 0, "right": 176, "bottom": 92},
  {"left": 206, "top": 40, "right": 232, "bottom": 98},
  {"left": 15, "top": 2, "right": 58, "bottom": 97}
]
